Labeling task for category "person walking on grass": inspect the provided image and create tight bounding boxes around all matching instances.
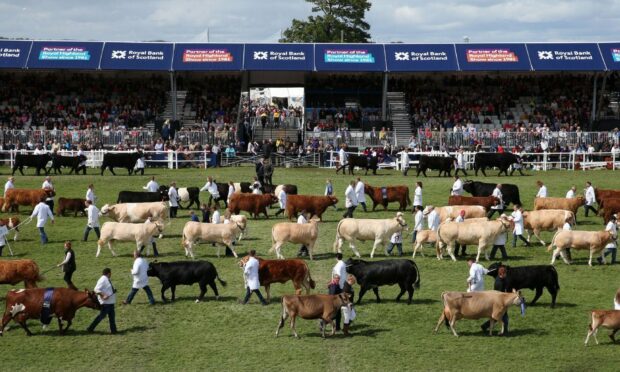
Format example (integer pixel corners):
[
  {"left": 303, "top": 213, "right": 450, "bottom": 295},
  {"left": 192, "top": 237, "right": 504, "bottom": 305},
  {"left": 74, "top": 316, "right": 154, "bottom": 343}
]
[
  {"left": 355, "top": 177, "right": 367, "bottom": 212},
  {"left": 168, "top": 181, "right": 179, "bottom": 218},
  {"left": 87, "top": 268, "right": 117, "bottom": 334},
  {"left": 31, "top": 196, "right": 54, "bottom": 244},
  {"left": 511, "top": 205, "right": 530, "bottom": 248},
  {"left": 240, "top": 250, "right": 267, "bottom": 305},
  {"left": 56, "top": 241, "right": 77, "bottom": 290},
  {"left": 123, "top": 251, "right": 155, "bottom": 305},
  {"left": 83, "top": 200, "right": 100, "bottom": 241},
  {"left": 343, "top": 181, "right": 358, "bottom": 218},
  {"left": 584, "top": 181, "right": 598, "bottom": 217}
]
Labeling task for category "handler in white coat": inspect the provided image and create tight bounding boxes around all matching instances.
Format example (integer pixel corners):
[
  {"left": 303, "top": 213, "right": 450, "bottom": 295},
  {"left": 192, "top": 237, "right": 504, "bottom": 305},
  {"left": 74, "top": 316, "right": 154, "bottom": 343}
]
[
  {"left": 200, "top": 176, "right": 220, "bottom": 206},
  {"left": 451, "top": 176, "right": 464, "bottom": 196},
  {"left": 240, "top": 250, "right": 267, "bottom": 305},
  {"left": 168, "top": 182, "right": 179, "bottom": 218},
  {"left": 467, "top": 259, "right": 488, "bottom": 292},
  {"left": 565, "top": 186, "right": 576, "bottom": 199},
  {"left": 584, "top": 181, "right": 598, "bottom": 217},
  {"left": 143, "top": 177, "right": 159, "bottom": 192},
  {"left": 343, "top": 181, "right": 358, "bottom": 218},
  {"left": 413, "top": 181, "right": 423, "bottom": 208},
  {"left": 31, "top": 198, "right": 54, "bottom": 244},
  {"left": 511, "top": 205, "right": 530, "bottom": 248},
  {"left": 123, "top": 250, "right": 155, "bottom": 305},
  {"left": 275, "top": 188, "right": 287, "bottom": 217},
  {"left": 355, "top": 178, "right": 367, "bottom": 212}
]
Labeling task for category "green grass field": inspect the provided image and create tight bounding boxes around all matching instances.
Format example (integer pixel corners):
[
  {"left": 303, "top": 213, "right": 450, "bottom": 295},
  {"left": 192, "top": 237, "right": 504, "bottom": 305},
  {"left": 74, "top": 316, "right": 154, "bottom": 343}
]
[{"left": 1, "top": 165, "right": 619, "bottom": 371}]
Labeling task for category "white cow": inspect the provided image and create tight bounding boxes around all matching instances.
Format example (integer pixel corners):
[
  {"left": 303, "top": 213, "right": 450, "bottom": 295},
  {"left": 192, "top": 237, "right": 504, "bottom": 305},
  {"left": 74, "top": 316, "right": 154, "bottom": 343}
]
[
  {"left": 100, "top": 202, "right": 168, "bottom": 223},
  {"left": 97, "top": 219, "right": 164, "bottom": 257},
  {"left": 437, "top": 217, "right": 512, "bottom": 262},
  {"left": 182, "top": 221, "right": 241, "bottom": 258},
  {"left": 433, "top": 205, "right": 487, "bottom": 222},
  {"left": 548, "top": 230, "right": 615, "bottom": 266},
  {"left": 333, "top": 212, "right": 408, "bottom": 258},
  {"left": 523, "top": 209, "right": 575, "bottom": 245},
  {"left": 271, "top": 220, "right": 319, "bottom": 260},
  {"left": 230, "top": 214, "right": 248, "bottom": 241}
]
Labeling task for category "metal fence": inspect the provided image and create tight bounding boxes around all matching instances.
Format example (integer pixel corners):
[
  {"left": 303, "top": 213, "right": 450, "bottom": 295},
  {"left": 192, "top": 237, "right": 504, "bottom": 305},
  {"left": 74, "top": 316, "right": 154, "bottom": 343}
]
[{"left": 305, "top": 131, "right": 396, "bottom": 148}]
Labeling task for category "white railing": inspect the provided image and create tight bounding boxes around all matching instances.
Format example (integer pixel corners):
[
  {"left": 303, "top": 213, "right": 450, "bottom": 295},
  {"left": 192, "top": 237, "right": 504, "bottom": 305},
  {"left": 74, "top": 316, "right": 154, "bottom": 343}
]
[{"left": 306, "top": 131, "right": 396, "bottom": 148}]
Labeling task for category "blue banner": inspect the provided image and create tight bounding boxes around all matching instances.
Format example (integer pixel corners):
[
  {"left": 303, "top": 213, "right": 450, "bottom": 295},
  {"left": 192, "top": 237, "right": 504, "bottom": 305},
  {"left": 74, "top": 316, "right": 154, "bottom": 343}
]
[
  {"left": 385, "top": 44, "right": 458, "bottom": 71},
  {"left": 597, "top": 43, "right": 620, "bottom": 70},
  {"left": 100, "top": 42, "right": 173, "bottom": 70},
  {"left": 455, "top": 43, "right": 530, "bottom": 71},
  {"left": 314, "top": 44, "right": 385, "bottom": 71},
  {"left": 527, "top": 43, "right": 605, "bottom": 71},
  {"left": 27, "top": 41, "right": 103, "bottom": 69},
  {"left": 0, "top": 40, "right": 31, "bottom": 69},
  {"left": 244, "top": 44, "right": 313, "bottom": 71},
  {"left": 173, "top": 43, "right": 243, "bottom": 71}
]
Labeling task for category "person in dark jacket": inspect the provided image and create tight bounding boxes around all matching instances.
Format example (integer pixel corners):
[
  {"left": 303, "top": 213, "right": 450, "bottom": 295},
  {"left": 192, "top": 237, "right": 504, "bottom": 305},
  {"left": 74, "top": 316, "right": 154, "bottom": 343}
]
[
  {"left": 56, "top": 241, "right": 77, "bottom": 290},
  {"left": 327, "top": 275, "right": 343, "bottom": 332},
  {"left": 200, "top": 203, "right": 210, "bottom": 223},
  {"left": 481, "top": 266, "right": 509, "bottom": 335},
  {"left": 255, "top": 158, "right": 265, "bottom": 185}
]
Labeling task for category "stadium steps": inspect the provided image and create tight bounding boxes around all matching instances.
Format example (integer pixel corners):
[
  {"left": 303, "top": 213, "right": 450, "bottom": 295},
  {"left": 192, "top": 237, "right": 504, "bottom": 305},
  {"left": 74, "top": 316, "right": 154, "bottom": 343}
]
[
  {"left": 162, "top": 90, "right": 187, "bottom": 123},
  {"left": 252, "top": 127, "right": 299, "bottom": 143},
  {"left": 387, "top": 92, "right": 412, "bottom": 147}
]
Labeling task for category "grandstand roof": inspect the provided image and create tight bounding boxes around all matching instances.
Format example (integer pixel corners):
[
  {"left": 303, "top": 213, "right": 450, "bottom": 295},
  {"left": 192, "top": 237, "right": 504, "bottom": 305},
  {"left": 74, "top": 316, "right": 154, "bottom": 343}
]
[{"left": 1, "top": 40, "right": 619, "bottom": 72}]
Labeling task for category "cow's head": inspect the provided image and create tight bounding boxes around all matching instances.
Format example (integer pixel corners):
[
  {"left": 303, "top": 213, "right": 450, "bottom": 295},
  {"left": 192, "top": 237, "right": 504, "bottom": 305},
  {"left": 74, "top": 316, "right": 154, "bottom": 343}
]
[
  {"left": 152, "top": 219, "right": 165, "bottom": 233},
  {"left": 497, "top": 216, "right": 513, "bottom": 231},
  {"left": 511, "top": 289, "right": 526, "bottom": 310},
  {"left": 43, "top": 188, "right": 56, "bottom": 197},
  {"left": 147, "top": 262, "right": 160, "bottom": 277},
  {"left": 395, "top": 212, "right": 408, "bottom": 229},
  {"left": 328, "top": 196, "right": 339, "bottom": 205},
  {"left": 85, "top": 289, "right": 102, "bottom": 310},
  {"left": 100, "top": 204, "right": 111, "bottom": 214},
  {"left": 238, "top": 255, "right": 250, "bottom": 268},
  {"left": 158, "top": 185, "right": 170, "bottom": 201},
  {"left": 462, "top": 181, "right": 474, "bottom": 193},
  {"left": 269, "top": 195, "right": 279, "bottom": 204},
  {"left": 363, "top": 183, "right": 373, "bottom": 193},
  {"left": 338, "top": 292, "right": 352, "bottom": 307}
]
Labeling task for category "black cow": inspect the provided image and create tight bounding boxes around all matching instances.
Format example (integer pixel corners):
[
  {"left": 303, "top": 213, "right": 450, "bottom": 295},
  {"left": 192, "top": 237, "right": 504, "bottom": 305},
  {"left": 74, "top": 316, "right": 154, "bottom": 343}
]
[
  {"left": 474, "top": 152, "right": 522, "bottom": 176},
  {"left": 117, "top": 190, "right": 168, "bottom": 204},
  {"left": 178, "top": 187, "right": 201, "bottom": 209},
  {"left": 12, "top": 154, "right": 52, "bottom": 176},
  {"left": 345, "top": 258, "right": 420, "bottom": 305},
  {"left": 100, "top": 152, "right": 141, "bottom": 176},
  {"left": 463, "top": 180, "right": 522, "bottom": 206},
  {"left": 487, "top": 262, "right": 560, "bottom": 308},
  {"left": 49, "top": 154, "right": 86, "bottom": 175},
  {"left": 147, "top": 260, "right": 227, "bottom": 302},
  {"left": 416, "top": 155, "right": 455, "bottom": 177},
  {"left": 338, "top": 154, "right": 379, "bottom": 176}
]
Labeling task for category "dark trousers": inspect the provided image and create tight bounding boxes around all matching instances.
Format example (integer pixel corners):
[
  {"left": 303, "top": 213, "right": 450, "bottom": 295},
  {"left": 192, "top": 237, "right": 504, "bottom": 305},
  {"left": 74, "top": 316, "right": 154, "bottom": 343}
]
[
  {"left": 38, "top": 227, "right": 48, "bottom": 244},
  {"left": 360, "top": 202, "right": 367, "bottom": 212},
  {"left": 135, "top": 168, "right": 144, "bottom": 175},
  {"left": 604, "top": 248, "right": 617, "bottom": 264},
  {"left": 455, "top": 244, "right": 467, "bottom": 256},
  {"left": 125, "top": 286, "right": 155, "bottom": 305},
  {"left": 387, "top": 243, "right": 403, "bottom": 256},
  {"left": 139, "top": 242, "right": 159, "bottom": 257},
  {"left": 87, "top": 304, "right": 117, "bottom": 334},
  {"left": 170, "top": 206, "right": 178, "bottom": 218},
  {"left": 481, "top": 312, "right": 509, "bottom": 333},
  {"left": 402, "top": 167, "right": 409, "bottom": 176},
  {"left": 455, "top": 168, "right": 468, "bottom": 176},
  {"left": 411, "top": 230, "right": 418, "bottom": 244},
  {"left": 0, "top": 245, "right": 4, "bottom": 256},
  {"left": 45, "top": 200, "right": 54, "bottom": 215},
  {"left": 584, "top": 205, "right": 598, "bottom": 217},
  {"left": 297, "top": 245, "right": 309, "bottom": 256},
  {"left": 490, "top": 245, "right": 508, "bottom": 260},
  {"left": 243, "top": 287, "right": 267, "bottom": 305},
  {"left": 343, "top": 206, "right": 356, "bottom": 218},
  {"left": 487, "top": 209, "right": 503, "bottom": 219},
  {"left": 83, "top": 226, "right": 101, "bottom": 241},
  {"left": 513, "top": 234, "right": 530, "bottom": 247},
  {"left": 63, "top": 270, "right": 77, "bottom": 290}
]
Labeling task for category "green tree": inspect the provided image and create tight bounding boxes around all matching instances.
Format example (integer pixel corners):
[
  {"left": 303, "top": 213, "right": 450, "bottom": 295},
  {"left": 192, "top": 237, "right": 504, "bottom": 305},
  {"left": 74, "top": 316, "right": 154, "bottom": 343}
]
[{"left": 280, "top": 0, "right": 372, "bottom": 43}]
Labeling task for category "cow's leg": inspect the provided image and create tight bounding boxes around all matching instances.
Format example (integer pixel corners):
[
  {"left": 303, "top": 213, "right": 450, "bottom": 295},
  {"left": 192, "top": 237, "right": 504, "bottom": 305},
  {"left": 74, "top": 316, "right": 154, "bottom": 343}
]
[
  {"left": 96, "top": 241, "right": 103, "bottom": 257},
  {"left": 447, "top": 243, "right": 457, "bottom": 261},
  {"left": 412, "top": 242, "right": 420, "bottom": 258},
  {"left": 395, "top": 283, "right": 406, "bottom": 302},
  {"left": 481, "top": 167, "right": 487, "bottom": 177},
  {"left": 226, "top": 242, "right": 238, "bottom": 258},
  {"left": 609, "top": 329, "right": 618, "bottom": 343},
  {"left": 434, "top": 311, "right": 446, "bottom": 334},
  {"left": 357, "top": 285, "right": 368, "bottom": 304},
  {"left": 171, "top": 285, "right": 177, "bottom": 301},
  {"left": 209, "top": 281, "right": 220, "bottom": 300},
  {"left": 588, "top": 250, "right": 594, "bottom": 266},
  {"left": 290, "top": 314, "right": 299, "bottom": 338},
  {"left": 109, "top": 167, "right": 116, "bottom": 176},
  {"left": 530, "top": 287, "right": 543, "bottom": 306},
  {"left": 533, "top": 229, "right": 545, "bottom": 245},
  {"left": 57, "top": 318, "right": 64, "bottom": 335},
  {"left": 448, "top": 318, "right": 459, "bottom": 337},
  {"left": 216, "top": 244, "right": 221, "bottom": 258},
  {"left": 107, "top": 241, "right": 116, "bottom": 257},
  {"left": 372, "top": 287, "right": 381, "bottom": 303},
  {"left": 197, "top": 281, "right": 207, "bottom": 302},
  {"left": 1, "top": 312, "right": 12, "bottom": 335},
  {"left": 488, "top": 319, "right": 495, "bottom": 336},
  {"left": 370, "top": 238, "right": 383, "bottom": 258},
  {"left": 349, "top": 242, "right": 361, "bottom": 258},
  {"left": 406, "top": 283, "right": 414, "bottom": 304},
  {"left": 276, "top": 308, "right": 288, "bottom": 337},
  {"left": 161, "top": 284, "right": 169, "bottom": 302},
  {"left": 475, "top": 245, "right": 482, "bottom": 262},
  {"left": 548, "top": 286, "right": 558, "bottom": 308}
]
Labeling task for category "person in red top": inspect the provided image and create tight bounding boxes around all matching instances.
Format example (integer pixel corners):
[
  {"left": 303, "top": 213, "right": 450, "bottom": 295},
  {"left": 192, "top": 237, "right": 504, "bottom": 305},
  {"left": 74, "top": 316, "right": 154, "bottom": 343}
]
[{"left": 497, "top": 144, "right": 504, "bottom": 153}]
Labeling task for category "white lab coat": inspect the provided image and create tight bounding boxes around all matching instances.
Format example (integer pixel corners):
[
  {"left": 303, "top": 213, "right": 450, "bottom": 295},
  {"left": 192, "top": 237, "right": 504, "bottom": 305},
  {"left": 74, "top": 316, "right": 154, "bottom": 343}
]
[
  {"left": 244, "top": 257, "right": 260, "bottom": 290},
  {"left": 94, "top": 275, "right": 116, "bottom": 305},
  {"left": 491, "top": 188, "right": 504, "bottom": 210},
  {"left": 456, "top": 152, "right": 466, "bottom": 169},
  {"left": 400, "top": 151, "right": 409, "bottom": 169},
  {"left": 512, "top": 210, "right": 524, "bottom": 235},
  {"left": 0, "top": 225, "right": 8, "bottom": 246},
  {"left": 414, "top": 210, "right": 424, "bottom": 232},
  {"left": 212, "top": 210, "right": 221, "bottom": 224},
  {"left": 278, "top": 190, "right": 287, "bottom": 209},
  {"left": 42, "top": 181, "right": 54, "bottom": 201},
  {"left": 414, "top": 186, "right": 423, "bottom": 206},
  {"left": 615, "top": 299, "right": 620, "bottom": 310},
  {"left": 565, "top": 189, "right": 575, "bottom": 199},
  {"left": 451, "top": 179, "right": 463, "bottom": 196},
  {"left": 585, "top": 186, "right": 596, "bottom": 206},
  {"left": 427, "top": 210, "right": 439, "bottom": 231},
  {"left": 87, "top": 205, "right": 100, "bottom": 228},
  {"left": 345, "top": 185, "right": 358, "bottom": 208},
  {"left": 4, "top": 180, "right": 14, "bottom": 197},
  {"left": 144, "top": 180, "right": 159, "bottom": 193},
  {"left": 467, "top": 263, "right": 488, "bottom": 292},
  {"left": 86, "top": 188, "right": 96, "bottom": 203},
  {"left": 297, "top": 214, "right": 307, "bottom": 224},
  {"left": 563, "top": 222, "right": 571, "bottom": 231},
  {"left": 605, "top": 221, "right": 617, "bottom": 249},
  {"left": 493, "top": 231, "right": 507, "bottom": 245},
  {"left": 201, "top": 181, "right": 220, "bottom": 198},
  {"left": 339, "top": 148, "right": 348, "bottom": 166},
  {"left": 168, "top": 187, "right": 179, "bottom": 207},
  {"left": 332, "top": 260, "right": 347, "bottom": 289},
  {"left": 131, "top": 257, "right": 150, "bottom": 288},
  {"left": 390, "top": 231, "right": 403, "bottom": 244},
  {"left": 536, "top": 185, "right": 547, "bottom": 198},
  {"left": 227, "top": 185, "right": 235, "bottom": 203},
  {"left": 135, "top": 157, "right": 145, "bottom": 169},
  {"left": 31, "top": 202, "right": 53, "bottom": 227},
  {"left": 355, "top": 182, "right": 366, "bottom": 203}
]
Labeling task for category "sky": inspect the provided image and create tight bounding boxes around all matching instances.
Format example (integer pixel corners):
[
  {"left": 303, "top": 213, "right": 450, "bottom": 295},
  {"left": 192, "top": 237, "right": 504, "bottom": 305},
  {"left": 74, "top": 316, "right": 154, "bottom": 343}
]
[{"left": 1, "top": 0, "right": 619, "bottom": 43}]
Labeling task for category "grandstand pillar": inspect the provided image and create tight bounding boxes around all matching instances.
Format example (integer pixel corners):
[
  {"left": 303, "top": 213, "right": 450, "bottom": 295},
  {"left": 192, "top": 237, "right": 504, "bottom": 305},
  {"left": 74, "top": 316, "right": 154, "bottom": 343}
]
[
  {"left": 170, "top": 72, "right": 178, "bottom": 121},
  {"left": 381, "top": 72, "right": 388, "bottom": 121},
  {"left": 590, "top": 74, "right": 598, "bottom": 128}
]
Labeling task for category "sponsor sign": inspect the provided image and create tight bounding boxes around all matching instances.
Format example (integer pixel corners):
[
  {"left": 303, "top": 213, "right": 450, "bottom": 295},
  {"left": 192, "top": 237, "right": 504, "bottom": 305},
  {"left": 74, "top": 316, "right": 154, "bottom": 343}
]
[
  {"left": 314, "top": 44, "right": 385, "bottom": 71},
  {"left": 0, "top": 40, "right": 31, "bottom": 68},
  {"left": 455, "top": 43, "right": 531, "bottom": 71},
  {"left": 173, "top": 43, "right": 243, "bottom": 70},
  {"left": 527, "top": 43, "right": 605, "bottom": 71},
  {"left": 101, "top": 42, "right": 173, "bottom": 70},
  {"left": 385, "top": 44, "right": 458, "bottom": 71},
  {"left": 27, "top": 41, "right": 103, "bottom": 69},
  {"left": 244, "top": 43, "right": 313, "bottom": 70},
  {"left": 597, "top": 43, "right": 620, "bottom": 70}
]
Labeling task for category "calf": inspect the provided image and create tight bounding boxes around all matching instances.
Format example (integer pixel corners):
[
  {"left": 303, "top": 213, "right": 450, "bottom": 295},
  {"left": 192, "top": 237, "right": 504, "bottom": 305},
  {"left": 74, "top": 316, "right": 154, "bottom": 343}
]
[
  {"left": 333, "top": 212, "right": 408, "bottom": 258},
  {"left": 96, "top": 219, "right": 164, "bottom": 257},
  {"left": 57, "top": 197, "right": 87, "bottom": 217},
  {"left": 270, "top": 220, "right": 319, "bottom": 260},
  {"left": 364, "top": 184, "right": 411, "bottom": 211},
  {"left": 0, "top": 259, "right": 43, "bottom": 288},
  {"left": 285, "top": 195, "right": 338, "bottom": 221},
  {"left": 238, "top": 256, "right": 315, "bottom": 302},
  {"left": 585, "top": 310, "right": 620, "bottom": 345},
  {"left": 599, "top": 198, "right": 620, "bottom": 223},
  {"left": 548, "top": 230, "right": 615, "bottom": 266},
  {"left": 147, "top": 261, "right": 226, "bottom": 303},
  {"left": 487, "top": 262, "right": 560, "bottom": 307},
  {"left": 416, "top": 155, "right": 455, "bottom": 177},
  {"left": 228, "top": 193, "right": 278, "bottom": 219},
  {"left": 434, "top": 290, "right": 524, "bottom": 337},
  {"left": 181, "top": 221, "right": 241, "bottom": 258},
  {"left": 345, "top": 258, "right": 420, "bottom": 304},
  {"left": 276, "top": 293, "right": 351, "bottom": 338},
  {"left": 412, "top": 230, "right": 437, "bottom": 258}
]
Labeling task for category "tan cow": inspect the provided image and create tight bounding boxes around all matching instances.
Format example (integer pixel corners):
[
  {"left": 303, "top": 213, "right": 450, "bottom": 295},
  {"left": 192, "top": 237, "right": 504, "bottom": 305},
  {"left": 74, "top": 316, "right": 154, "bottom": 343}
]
[
  {"left": 271, "top": 220, "right": 319, "bottom": 260},
  {"left": 412, "top": 230, "right": 437, "bottom": 258},
  {"left": 333, "top": 212, "right": 408, "bottom": 258},
  {"left": 548, "top": 230, "right": 615, "bottom": 266},
  {"left": 96, "top": 219, "right": 164, "bottom": 257},
  {"left": 434, "top": 290, "right": 524, "bottom": 337},
  {"left": 275, "top": 293, "right": 351, "bottom": 338},
  {"left": 523, "top": 209, "right": 575, "bottom": 245},
  {"left": 585, "top": 310, "right": 620, "bottom": 345},
  {"left": 181, "top": 221, "right": 241, "bottom": 259},
  {"left": 534, "top": 196, "right": 585, "bottom": 216},
  {"left": 0, "top": 259, "right": 43, "bottom": 288},
  {"left": 230, "top": 214, "right": 248, "bottom": 241},
  {"left": 437, "top": 217, "right": 512, "bottom": 262},
  {"left": 100, "top": 202, "right": 168, "bottom": 223},
  {"left": 435, "top": 205, "right": 487, "bottom": 222}
]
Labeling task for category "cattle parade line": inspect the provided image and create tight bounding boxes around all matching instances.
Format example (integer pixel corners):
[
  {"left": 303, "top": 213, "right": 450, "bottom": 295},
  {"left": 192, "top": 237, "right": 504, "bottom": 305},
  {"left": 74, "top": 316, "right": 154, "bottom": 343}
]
[{"left": 0, "top": 165, "right": 618, "bottom": 371}]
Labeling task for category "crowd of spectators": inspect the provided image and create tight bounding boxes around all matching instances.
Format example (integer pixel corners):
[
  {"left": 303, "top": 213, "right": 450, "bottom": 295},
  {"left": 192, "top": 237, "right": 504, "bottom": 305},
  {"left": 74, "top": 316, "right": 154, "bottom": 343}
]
[{"left": 183, "top": 76, "right": 240, "bottom": 128}]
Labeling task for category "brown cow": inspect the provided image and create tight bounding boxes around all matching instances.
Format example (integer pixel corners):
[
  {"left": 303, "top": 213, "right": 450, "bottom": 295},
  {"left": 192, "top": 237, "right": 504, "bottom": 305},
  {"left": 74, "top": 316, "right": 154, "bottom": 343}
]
[
  {"left": 57, "top": 197, "right": 87, "bottom": 217},
  {"left": 0, "top": 197, "right": 18, "bottom": 213},
  {"left": 2, "top": 189, "right": 56, "bottom": 213},
  {"left": 448, "top": 195, "right": 499, "bottom": 211},
  {"left": 228, "top": 193, "right": 278, "bottom": 219},
  {"left": 238, "top": 256, "right": 316, "bottom": 302},
  {"left": 595, "top": 188, "right": 620, "bottom": 209},
  {"left": 599, "top": 198, "right": 620, "bottom": 223},
  {"left": 364, "top": 184, "right": 411, "bottom": 211},
  {"left": 285, "top": 195, "right": 338, "bottom": 221},
  {"left": 0, "top": 288, "right": 100, "bottom": 336},
  {"left": 533, "top": 196, "right": 584, "bottom": 215},
  {"left": 0, "top": 260, "right": 43, "bottom": 288},
  {"left": 0, "top": 217, "right": 21, "bottom": 241},
  {"left": 276, "top": 293, "right": 351, "bottom": 338},
  {"left": 585, "top": 310, "right": 620, "bottom": 345}
]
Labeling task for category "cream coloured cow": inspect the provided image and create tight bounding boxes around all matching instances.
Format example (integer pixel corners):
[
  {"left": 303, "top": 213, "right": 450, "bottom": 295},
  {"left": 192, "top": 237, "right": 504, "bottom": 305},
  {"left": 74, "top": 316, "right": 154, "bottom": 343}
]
[
  {"left": 181, "top": 221, "right": 241, "bottom": 259},
  {"left": 434, "top": 290, "right": 524, "bottom": 337},
  {"left": 437, "top": 217, "right": 512, "bottom": 262},
  {"left": 230, "top": 214, "right": 248, "bottom": 241},
  {"left": 96, "top": 219, "right": 164, "bottom": 257},
  {"left": 413, "top": 218, "right": 489, "bottom": 259},
  {"left": 523, "top": 209, "right": 575, "bottom": 245},
  {"left": 534, "top": 196, "right": 585, "bottom": 215},
  {"left": 100, "top": 202, "right": 168, "bottom": 223},
  {"left": 548, "top": 230, "right": 615, "bottom": 266},
  {"left": 433, "top": 205, "right": 487, "bottom": 222},
  {"left": 333, "top": 212, "right": 408, "bottom": 258},
  {"left": 585, "top": 310, "right": 620, "bottom": 345},
  {"left": 271, "top": 220, "right": 319, "bottom": 260}
]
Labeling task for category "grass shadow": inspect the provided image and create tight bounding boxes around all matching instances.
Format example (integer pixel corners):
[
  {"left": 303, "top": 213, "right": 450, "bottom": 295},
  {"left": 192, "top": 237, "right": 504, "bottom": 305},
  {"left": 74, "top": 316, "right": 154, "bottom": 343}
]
[
  {"left": 457, "top": 327, "right": 547, "bottom": 337},
  {"left": 158, "top": 295, "right": 238, "bottom": 304}
]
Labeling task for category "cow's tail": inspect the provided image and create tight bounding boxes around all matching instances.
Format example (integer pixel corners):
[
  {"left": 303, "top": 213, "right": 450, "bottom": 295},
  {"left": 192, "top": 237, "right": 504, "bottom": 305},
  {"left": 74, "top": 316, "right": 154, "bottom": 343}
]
[
  {"left": 269, "top": 226, "right": 276, "bottom": 252},
  {"left": 332, "top": 220, "right": 344, "bottom": 252},
  {"left": 549, "top": 265, "right": 560, "bottom": 290},
  {"left": 181, "top": 230, "right": 187, "bottom": 250},
  {"left": 412, "top": 260, "right": 420, "bottom": 289},
  {"left": 547, "top": 230, "right": 561, "bottom": 252},
  {"left": 406, "top": 188, "right": 412, "bottom": 207},
  {"left": 215, "top": 270, "right": 227, "bottom": 287},
  {"left": 34, "top": 262, "right": 45, "bottom": 282},
  {"left": 440, "top": 291, "right": 450, "bottom": 328},
  {"left": 305, "top": 262, "right": 316, "bottom": 289}
]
